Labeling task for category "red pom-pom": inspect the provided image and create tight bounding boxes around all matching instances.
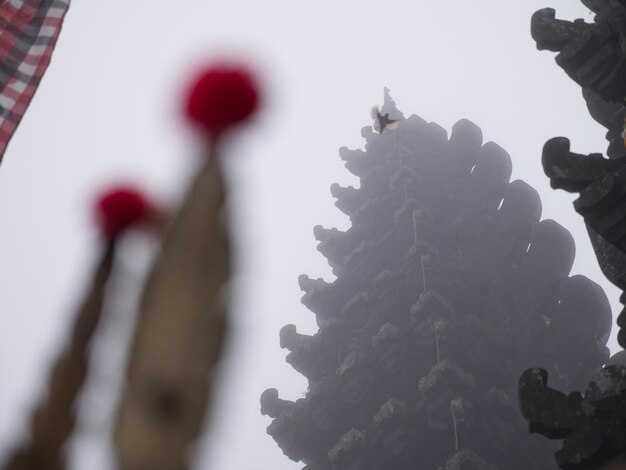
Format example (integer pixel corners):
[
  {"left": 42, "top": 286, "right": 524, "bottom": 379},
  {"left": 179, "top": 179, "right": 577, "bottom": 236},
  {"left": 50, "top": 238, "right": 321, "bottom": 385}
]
[
  {"left": 95, "top": 187, "right": 154, "bottom": 238},
  {"left": 184, "top": 64, "right": 259, "bottom": 137}
]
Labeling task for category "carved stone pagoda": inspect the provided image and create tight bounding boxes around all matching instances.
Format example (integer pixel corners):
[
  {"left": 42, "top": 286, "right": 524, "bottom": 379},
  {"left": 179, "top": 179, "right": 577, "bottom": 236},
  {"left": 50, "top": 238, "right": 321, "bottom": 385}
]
[{"left": 261, "top": 90, "right": 614, "bottom": 469}]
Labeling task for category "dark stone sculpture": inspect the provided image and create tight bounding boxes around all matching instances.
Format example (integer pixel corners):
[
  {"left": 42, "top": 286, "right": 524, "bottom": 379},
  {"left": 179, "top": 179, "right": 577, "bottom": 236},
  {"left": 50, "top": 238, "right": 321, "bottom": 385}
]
[
  {"left": 518, "top": 3, "right": 626, "bottom": 469},
  {"left": 519, "top": 366, "right": 626, "bottom": 469},
  {"left": 541, "top": 137, "right": 626, "bottom": 292},
  {"left": 532, "top": 2, "right": 626, "bottom": 159}
]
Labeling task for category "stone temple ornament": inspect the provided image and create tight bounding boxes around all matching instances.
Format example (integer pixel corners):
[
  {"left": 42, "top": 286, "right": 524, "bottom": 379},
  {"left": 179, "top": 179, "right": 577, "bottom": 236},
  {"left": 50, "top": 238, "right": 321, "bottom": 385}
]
[{"left": 518, "top": 2, "right": 626, "bottom": 469}]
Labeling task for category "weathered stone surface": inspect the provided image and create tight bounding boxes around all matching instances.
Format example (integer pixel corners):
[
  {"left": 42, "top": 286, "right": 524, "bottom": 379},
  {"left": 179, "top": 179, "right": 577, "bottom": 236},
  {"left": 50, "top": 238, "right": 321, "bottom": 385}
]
[
  {"left": 519, "top": 366, "right": 626, "bottom": 469},
  {"left": 437, "top": 448, "right": 498, "bottom": 470},
  {"left": 532, "top": 3, "right": 626, "bottom": 159},
  {"left": 541, "top": 136, "right": 626, "bottom": 330}
]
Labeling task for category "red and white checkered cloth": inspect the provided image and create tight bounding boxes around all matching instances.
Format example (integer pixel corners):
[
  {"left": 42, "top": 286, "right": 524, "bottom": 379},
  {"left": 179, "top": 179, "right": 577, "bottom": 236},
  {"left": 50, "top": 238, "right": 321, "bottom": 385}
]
[{"left": 0, "top": 0, "right": 70, "bottom": 162}]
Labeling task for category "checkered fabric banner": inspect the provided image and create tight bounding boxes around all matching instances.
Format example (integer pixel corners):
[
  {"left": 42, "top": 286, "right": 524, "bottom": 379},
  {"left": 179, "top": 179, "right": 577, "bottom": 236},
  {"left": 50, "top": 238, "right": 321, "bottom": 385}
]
[{"left": 0, "top": 0, "right": 70, "bottom": 162}]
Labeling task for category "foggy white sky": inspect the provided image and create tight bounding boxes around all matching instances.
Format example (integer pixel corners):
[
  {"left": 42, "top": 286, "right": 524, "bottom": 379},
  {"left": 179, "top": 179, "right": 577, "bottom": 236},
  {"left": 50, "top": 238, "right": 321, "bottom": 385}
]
[{"left": 0, "top": 1, "right": 618, "bottom": 469}]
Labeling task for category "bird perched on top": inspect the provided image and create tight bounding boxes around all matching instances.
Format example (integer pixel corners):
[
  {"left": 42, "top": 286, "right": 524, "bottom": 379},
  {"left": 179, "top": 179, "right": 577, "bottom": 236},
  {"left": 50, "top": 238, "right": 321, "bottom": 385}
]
[{"left": 371, "top": 106, "right": 400, "bottom": 134}]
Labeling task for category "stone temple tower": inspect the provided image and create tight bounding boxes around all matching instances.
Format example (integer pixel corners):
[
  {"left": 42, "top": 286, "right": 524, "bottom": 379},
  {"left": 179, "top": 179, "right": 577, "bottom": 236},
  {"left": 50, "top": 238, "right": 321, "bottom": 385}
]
[{"left": 261, "top": 91, "right": 613, "bottom": 470}]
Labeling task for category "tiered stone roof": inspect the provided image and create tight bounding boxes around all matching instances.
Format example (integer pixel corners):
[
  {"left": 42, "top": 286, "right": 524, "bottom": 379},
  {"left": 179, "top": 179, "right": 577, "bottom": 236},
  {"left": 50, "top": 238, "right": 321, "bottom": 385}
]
[{"left": 261, "top": 91, "right": 612, "bottom": 469}]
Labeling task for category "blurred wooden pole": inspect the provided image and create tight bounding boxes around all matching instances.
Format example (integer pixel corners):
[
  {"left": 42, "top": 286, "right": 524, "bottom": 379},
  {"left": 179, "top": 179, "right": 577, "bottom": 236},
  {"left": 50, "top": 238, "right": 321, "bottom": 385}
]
[
  {"left": 4, "top": 241, "right": 116, "bottom": 470},
  {"left": 114, "top": 151, "right": 229, "bottom": 470}
]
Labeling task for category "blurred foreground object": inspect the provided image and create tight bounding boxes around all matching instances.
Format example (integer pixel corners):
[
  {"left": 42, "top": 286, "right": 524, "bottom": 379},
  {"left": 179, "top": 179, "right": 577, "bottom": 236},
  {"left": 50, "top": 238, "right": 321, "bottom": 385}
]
[
  {"left": 95, "top": 186, "right": 158, "bottom": 238},
  {"left": 2, "top": 62, "right": 260, "bottom": 470},
  {"left": 113, "top": 64, "right": 259, "bottom": 470},
  {"left": 0, "top": 0, "right": 71, "bottom": 163},
  {"left": 184, "top": 64, "right": 259, "bottom": 138},
  {"left": 3, "top": 186, "right": 155, "bottom": 470},
  {"left": 518, "top": 3, "right": 626, "bottom": 469}
]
